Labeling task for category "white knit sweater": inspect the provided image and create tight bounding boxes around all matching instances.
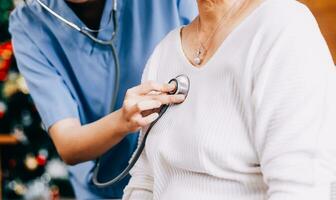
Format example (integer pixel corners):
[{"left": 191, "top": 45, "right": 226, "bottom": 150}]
[{"left": 123, "top": 0, "right": 336, "bottom": 199}]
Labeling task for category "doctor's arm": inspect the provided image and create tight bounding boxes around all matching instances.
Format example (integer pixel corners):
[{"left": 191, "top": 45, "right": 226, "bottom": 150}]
[
  {"left": 9, "top": 16, "right": 184, "bottom": 165},
  {"left": 49, "top": 81, "right": 183, "bottom": 165}
]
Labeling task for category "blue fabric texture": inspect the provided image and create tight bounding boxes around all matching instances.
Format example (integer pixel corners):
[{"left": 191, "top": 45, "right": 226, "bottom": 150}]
[{"left": 9, "top": 0, "right": 197, "bottom": 198}]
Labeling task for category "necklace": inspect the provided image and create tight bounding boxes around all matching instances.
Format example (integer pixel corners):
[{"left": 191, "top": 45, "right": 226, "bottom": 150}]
[
  {"left": 194, "top": 16, "right": 222, "bottom": 65},
  {"left": 194, "top": 1, "right": 245, "bottom": 66}
]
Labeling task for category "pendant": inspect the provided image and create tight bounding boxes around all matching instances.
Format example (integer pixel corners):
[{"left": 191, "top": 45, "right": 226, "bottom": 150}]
[
  {"left": 194, "top": 47, "right": 204, "bottom": 65},
  {"left": 194, "top": 55, "right": 201, "bottom": 65}
]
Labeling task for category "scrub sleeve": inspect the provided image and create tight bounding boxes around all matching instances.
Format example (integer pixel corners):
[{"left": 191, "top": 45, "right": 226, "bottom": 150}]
[{"left": 9, "top": 17, "right": 79, "bottom": 130}]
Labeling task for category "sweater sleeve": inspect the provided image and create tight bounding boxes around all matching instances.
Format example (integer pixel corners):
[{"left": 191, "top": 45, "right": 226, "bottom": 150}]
[
  {"left": 122, "top": 138, "right": 154, "bottom": 200},
  {"left": 122, "top": 46, "right": 161, "bottom": 200},
  {"left": 252, "top": 5, "right": 336, "bottom": 200}
]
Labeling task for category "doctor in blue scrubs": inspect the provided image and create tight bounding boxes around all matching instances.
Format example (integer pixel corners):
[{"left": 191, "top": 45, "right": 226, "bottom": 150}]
[{"left": 9, "top": 0, "right": 197, "bottom": 199}]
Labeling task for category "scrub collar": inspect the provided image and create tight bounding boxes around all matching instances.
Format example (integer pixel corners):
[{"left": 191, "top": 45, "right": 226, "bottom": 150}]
[{"left": 40, "top": 0, "right": 115, "bottom": 51}]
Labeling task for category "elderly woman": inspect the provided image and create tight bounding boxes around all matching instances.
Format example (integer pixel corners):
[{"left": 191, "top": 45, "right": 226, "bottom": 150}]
[{"left": 122, "top": 0, "right": 336, "bottom": 199}]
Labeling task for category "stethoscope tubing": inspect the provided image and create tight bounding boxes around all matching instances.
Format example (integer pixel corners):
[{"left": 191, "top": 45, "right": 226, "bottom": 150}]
[
  {"left": 92, "top": 105, "right": 170, "bottom": 187},
  {"left": 92, "top": 75, "right": 190, "bottom": 187}
]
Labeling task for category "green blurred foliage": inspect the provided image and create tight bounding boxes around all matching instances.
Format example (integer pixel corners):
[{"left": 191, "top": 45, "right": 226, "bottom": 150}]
[{"left": 0, "top": 0, "right": 14, "bottom": 42}]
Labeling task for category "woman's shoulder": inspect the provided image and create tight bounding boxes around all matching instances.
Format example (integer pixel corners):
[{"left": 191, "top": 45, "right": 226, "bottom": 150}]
[
  {"left": 245, "top": 0, "right": 324, "bottom": 59},
  {"left": 256, "top": 0, "right": 317, "bottom": 34}
]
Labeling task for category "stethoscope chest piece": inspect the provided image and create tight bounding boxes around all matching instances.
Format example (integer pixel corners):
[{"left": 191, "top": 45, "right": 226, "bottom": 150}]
[{"left": 168, "top": 74, "right": 190, "bottom": 102}]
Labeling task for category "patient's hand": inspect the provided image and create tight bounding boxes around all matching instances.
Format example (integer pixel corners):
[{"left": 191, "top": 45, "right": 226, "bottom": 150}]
[{"left": 120, "top": 81, "right": 185, "bottom": 132}]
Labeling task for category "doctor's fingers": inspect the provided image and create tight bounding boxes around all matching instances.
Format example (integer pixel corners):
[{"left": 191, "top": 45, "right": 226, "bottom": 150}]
[
  {"left": 130, "top": 112, "right": 159, "bottom": 128},
  {"left": 123, "top": 99, "right": 162, "bottom": 119},
  {"left": 145, "top": 93, "right": 185, "bottom": 105},
  {"left": 126, "top": 81, "right": 175, "bottom": 96}
]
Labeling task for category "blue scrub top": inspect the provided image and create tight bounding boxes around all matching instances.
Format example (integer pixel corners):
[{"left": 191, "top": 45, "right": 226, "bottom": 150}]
[{"left": 9, "top": 0, "right": 197, "bottom": 198}]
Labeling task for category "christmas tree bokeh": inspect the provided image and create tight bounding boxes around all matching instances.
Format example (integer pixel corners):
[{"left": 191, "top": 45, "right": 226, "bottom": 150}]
[{"left": 0, "top": 0, "right": 74, "bottom": 199}]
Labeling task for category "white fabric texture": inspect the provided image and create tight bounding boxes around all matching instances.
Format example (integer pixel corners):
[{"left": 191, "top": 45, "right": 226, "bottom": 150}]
[{"left": 122, "top": 0, "right": 336, "bottom": 199}]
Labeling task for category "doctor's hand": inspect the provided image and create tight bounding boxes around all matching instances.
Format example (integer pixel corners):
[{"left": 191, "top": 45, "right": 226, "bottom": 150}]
[
  {"left": 119, "top": 81, "right": 185, "bottom": 133},
  {"left": 49, "top": 81, "right": 184, "bottom": 165}
]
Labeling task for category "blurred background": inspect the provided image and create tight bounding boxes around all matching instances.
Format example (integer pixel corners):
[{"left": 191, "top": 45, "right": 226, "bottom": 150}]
[
  {"left": 300, "top": 0, "right": 336, "bottom": 63},
  {"left": 0, "top": 1, "right": 75, "bottom": 199},
  {"left": 0, "top": 0, "right": 335, "bottom": 199}
]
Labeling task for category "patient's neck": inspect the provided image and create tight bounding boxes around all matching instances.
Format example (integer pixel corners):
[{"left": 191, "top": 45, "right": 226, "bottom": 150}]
[{"left": 197, "top": 0, "right": 247, "bottom": 34}]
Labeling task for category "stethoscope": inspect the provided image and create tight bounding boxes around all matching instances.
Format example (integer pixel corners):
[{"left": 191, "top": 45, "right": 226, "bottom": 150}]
[
  {"left": 93, "top": 75, "right": 190, "bottom": 187},
  {"left": 26, "top": 0, "right": 191, "bottom": 187}
]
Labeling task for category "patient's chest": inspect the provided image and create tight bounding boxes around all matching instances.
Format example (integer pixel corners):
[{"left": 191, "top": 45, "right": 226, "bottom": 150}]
[{"left": 145, "top": 66, "right": 260, "bottom": 179}]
